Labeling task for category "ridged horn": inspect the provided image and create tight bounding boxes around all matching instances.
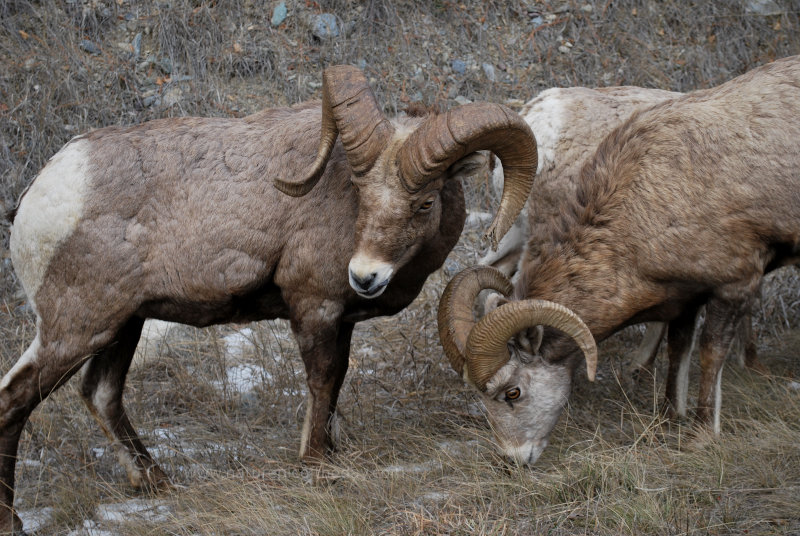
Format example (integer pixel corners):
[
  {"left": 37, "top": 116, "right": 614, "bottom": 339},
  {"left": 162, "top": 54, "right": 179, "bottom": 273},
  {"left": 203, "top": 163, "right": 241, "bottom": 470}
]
[
  {"left": 437, "top": 266, "right": 513, "bottom": 383},
  {"left": 274, "top": 65, "right": 395, "bottom": 197},
  {"left": 465, "top": 299, "right": 598, "bottom": 391},
  {"left": 396, "top": 103, "right": 537, "bottom": 249}
]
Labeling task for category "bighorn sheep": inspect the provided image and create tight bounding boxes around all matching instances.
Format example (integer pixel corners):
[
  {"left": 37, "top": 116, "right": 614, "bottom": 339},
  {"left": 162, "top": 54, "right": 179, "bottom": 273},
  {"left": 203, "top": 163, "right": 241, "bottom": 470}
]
[
  {"left": 480, "top": 86, "right": 766, "bottom": 382},
  {"left": 439, "top": 55, "right": 800, "bottom": 465},
  {"left": 2, "top": 65, "right": 537, "bottom": 532}
]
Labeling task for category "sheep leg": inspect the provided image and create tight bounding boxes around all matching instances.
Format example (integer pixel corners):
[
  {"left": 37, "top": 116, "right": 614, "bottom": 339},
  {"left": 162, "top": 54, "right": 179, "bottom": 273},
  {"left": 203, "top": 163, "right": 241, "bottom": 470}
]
[
  {"left": 79, "top": 316, "right": 170, "bottom": 491},
  {"left": 0, "top": 329, "right": 95, "bottom": 534},
  {"left": 295, "top": 320, "right": 353, "bottom": 462},
  {"left": 738, "top": 310, "right": 769, "bottom": 374},
  {"left": 627, "top": 322, "right": 667, "bottom": 384},
  {"left": 695, "top": 298, "right": 746, "bottom": 433},
  {"left": 662, "top": 307, "right": 700, "bottom": 419}
]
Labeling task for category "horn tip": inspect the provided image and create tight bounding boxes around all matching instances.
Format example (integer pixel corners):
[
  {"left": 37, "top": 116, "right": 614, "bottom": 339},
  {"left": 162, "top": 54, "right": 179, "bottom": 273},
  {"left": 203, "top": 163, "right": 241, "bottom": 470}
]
[{"left": 273, "top": 178, "right": 311, "bottom": 197}]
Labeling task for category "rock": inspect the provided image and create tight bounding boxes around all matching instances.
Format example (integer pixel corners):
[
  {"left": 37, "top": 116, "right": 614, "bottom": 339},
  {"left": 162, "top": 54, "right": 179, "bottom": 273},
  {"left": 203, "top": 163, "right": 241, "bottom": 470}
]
[
  {"left": 454, "top": 95, "right": 472, "bottom": 106},
  {"left": 79, "top": 39, "right": 101, "bottom": 55},
  {"left": 311, "top": 13, "right": 339, "bottom": 39},
  {"left": 745, "top": 0, "right": 783, "bottom": 15},
  {"left": 482, "top": 62, "right": 496, "bottom": 82},
  {"left": 271, "top": 1, "right": 287, "bottom": 26},
  {"left": 452, "top": 59, "right": 466, "bottom": 75},
  {"left": 132, "top": 32, "right": 142, "bottom": 59},
  {"left": 744, "top": 0, "right": 782, "bottom": 15}
]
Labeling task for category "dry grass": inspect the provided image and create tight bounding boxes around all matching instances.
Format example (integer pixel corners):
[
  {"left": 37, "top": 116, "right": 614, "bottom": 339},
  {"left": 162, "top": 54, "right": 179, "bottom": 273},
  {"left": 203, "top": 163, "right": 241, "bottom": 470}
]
[{"left": 2, "top": 0, "right": 800, "bottom": 534}]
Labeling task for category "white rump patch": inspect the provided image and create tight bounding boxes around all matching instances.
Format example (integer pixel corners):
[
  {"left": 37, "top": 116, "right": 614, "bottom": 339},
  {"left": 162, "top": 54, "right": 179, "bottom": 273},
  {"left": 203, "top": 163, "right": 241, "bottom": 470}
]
[
  {"left": 0, "top": 334, "right": 40, "bottom": 391},
  {"left": 521, "top": 89, "right": 566, "bottom": 173},
  {"left": 9, "top": 138, "right": 92, "bottom": 305}
]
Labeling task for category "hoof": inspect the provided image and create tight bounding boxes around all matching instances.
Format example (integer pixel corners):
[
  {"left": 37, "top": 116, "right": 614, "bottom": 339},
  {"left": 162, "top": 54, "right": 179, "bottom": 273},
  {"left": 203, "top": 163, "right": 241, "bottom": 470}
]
[
  {"left": 129, "top": 463, "right": 173, "bottom": 494},
  {"left": 745, "top": 359, "right": 770, "bottom": 376}
]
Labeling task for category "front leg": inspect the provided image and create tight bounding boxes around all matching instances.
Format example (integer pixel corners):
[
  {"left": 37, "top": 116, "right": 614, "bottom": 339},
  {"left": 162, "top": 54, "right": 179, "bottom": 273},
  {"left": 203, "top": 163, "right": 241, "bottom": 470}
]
[
  {"left": 695, "top": 297, "right": 748, "bottom": 433},
  {"left": 290, "top": 301, "right": 353, "bottom": 462}
]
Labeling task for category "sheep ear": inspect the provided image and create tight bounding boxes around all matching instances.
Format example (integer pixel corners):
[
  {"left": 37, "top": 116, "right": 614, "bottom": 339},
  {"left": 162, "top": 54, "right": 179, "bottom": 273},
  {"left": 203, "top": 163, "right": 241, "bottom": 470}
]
[
  {"left": 483, "top": 291, "right": 508, "bottom": 314},
  {"left": 517, "top": 325, "right": 544, "bottom": 355},
  {"left": 448, "top": 151, "right": 489, "bottom": 182}
]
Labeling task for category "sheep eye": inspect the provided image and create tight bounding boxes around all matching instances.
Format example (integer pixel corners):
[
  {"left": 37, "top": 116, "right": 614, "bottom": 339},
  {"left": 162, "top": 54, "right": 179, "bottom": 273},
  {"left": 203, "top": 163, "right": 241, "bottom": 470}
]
[
  {"left": 505, "top": 387, "right": 521, "bottom": 401},
  {"left": 418, "top": 197, "right": 435, "bottom": 212}
]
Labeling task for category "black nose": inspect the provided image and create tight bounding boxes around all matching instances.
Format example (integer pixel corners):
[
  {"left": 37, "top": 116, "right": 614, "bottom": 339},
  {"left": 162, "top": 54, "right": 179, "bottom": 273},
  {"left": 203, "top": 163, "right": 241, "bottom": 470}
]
[{"left": 350, "top": 271, "right": 376, "bottom": 291}]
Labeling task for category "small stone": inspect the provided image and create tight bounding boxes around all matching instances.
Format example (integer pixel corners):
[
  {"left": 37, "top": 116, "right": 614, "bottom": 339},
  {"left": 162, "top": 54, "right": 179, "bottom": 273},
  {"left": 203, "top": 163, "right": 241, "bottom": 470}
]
[
  {"left": 311, "top": 13, "right": 339, "bottom": 39},
  {"left": 452, "top": 59, "right": 466, "bottom": 75},
  {"left": 79, "top": 39, "right": 101, "bottom": 55},
  {"left": 132, "top": 32, "right": 142, "bottom": 59},
  {"left": 271, "top": 1, "right": 287, "bottom": 27},
  {"left": 482, "top": 62, "right": 496, "bottom": 82},
  {"left": 745, "top": 0, "right": 783, "bottom": 15}
]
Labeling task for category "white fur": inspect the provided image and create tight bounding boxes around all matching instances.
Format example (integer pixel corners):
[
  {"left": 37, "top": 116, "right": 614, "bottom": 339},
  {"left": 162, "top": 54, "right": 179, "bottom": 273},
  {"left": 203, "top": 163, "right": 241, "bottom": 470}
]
[
  {"left": 713, "top": 366, "right": 724, "bottom": 434},
  {"left": 9, "top": 138, "right": 91, "bottom": 306},
  {"left": 0, "top": 335, "right": 40, "bottom": 391},
  {"left": 348, "top": 254, "right": 393, "bottom": 298},
  {"left": 521, "top": 89, "right": 566, "bottom": 173},
  {"left": 299, "top": 391, "right": 315, "bottom": 458}
]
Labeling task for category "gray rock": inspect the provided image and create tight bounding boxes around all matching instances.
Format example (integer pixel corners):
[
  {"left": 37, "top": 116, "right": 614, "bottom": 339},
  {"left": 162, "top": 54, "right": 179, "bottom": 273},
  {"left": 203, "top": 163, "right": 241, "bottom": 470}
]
[
  {"left": 745, "top": 0, "right": 783, "bottom": 15},
  {"left": 482, "top": 62, "right": 496, "bottom": 82},
  {"left": 79, "top": 39, "right": 101, "bottom": 55},
  {"left": 132, "top": 32, "right": 142, "bottom": 59},
  {"left": 311, "top": 13, "right": 339, "bottom": 39},
  {"left": 452, "top": 59, "right": 466, "bottom": 75},
  {"left": 271, "top": 1, "right": 287, "bottom": 26}
]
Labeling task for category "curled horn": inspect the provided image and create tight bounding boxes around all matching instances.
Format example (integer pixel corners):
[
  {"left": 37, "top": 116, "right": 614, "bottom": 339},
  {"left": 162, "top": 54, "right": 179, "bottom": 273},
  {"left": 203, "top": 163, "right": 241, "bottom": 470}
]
[
  {"left": 396, "top": 103, "right": 537, "bottom": 249},
  {"left": 274, "top": 65, "right": 395, "bottom": 197},
  {"left": 437, "top": 266, "right": 513, "bottom": 384},
  {"left": 465, "top": 299, "right": 598, "bottom": 391}
]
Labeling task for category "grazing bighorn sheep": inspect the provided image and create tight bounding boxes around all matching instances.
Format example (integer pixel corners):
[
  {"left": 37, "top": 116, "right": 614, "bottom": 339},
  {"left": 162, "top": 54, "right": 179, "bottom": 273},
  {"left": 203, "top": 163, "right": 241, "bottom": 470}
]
[
  {"left": 2, "top": 65, "right": 537, "bottom": 532},
  {"left": 440, "top": 55, "right": 800, "bottom": 465},
  {"left": 479, "top": 86, "right": 766, "bottom": 382}
]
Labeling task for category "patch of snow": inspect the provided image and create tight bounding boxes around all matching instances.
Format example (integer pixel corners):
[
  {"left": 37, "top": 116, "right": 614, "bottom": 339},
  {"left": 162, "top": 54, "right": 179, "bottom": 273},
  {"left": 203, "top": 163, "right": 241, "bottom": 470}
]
[
  {"left": 66, "top": 520, "right": 116, "bottom": 536},
  {"left": 96, "top": 499, "right": 171, "bottom": 523},
  {"left": 223, "top": 328, "right": 257, "bottom": 358},
  {"left": 213, "top": 363, "right": 269, "bottom": 393},
  {"left": 21, "top": 459, "right": 42, "bottom": 468},
  {"left": 789, "top": 381, "right": 800, "bottom": 391},
  {"left": 18, "top": 507, "right": 54, "bottom": 533}
]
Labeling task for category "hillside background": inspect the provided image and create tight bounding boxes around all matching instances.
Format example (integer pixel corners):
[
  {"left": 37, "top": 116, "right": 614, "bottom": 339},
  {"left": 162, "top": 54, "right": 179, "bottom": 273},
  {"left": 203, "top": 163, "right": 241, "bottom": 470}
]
[{"left": 2, "top": 1, "right": 800, "bottom": 535}]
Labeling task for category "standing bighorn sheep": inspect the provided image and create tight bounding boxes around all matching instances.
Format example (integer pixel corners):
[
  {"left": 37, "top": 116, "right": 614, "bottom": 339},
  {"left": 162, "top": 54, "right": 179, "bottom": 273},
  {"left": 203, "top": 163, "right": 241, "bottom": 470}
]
[
  {"left": 1, "top": 65, "right": 537, "bottom": 532},
  {"left": 480, "top": 86, "right": 766, "bottom": 383},
  {"left": 439, "top": 55, "right": 800, "bottom": 465}
]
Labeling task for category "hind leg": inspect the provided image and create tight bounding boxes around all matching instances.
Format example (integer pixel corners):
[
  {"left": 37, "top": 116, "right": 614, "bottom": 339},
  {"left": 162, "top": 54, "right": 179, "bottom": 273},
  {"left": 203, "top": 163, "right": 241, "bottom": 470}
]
[
  {"left": 79, "top": 316, "right": 170, "bottom": 491},
  {"left": 662, "top": 307, "right": 700, "bottom": 419},
  {"left": 0, "top": 328, "right": 98, "bottom": 534}
]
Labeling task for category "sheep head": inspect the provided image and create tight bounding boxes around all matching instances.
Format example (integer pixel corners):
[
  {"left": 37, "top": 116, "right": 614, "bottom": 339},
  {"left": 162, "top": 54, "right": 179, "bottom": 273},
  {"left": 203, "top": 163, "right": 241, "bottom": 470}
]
[
  {"left": 437, "top": 266, "right": 597, "bottom": 465},
  {"left": 274, "top": 65, "right": 537, "bottom": 299}
]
